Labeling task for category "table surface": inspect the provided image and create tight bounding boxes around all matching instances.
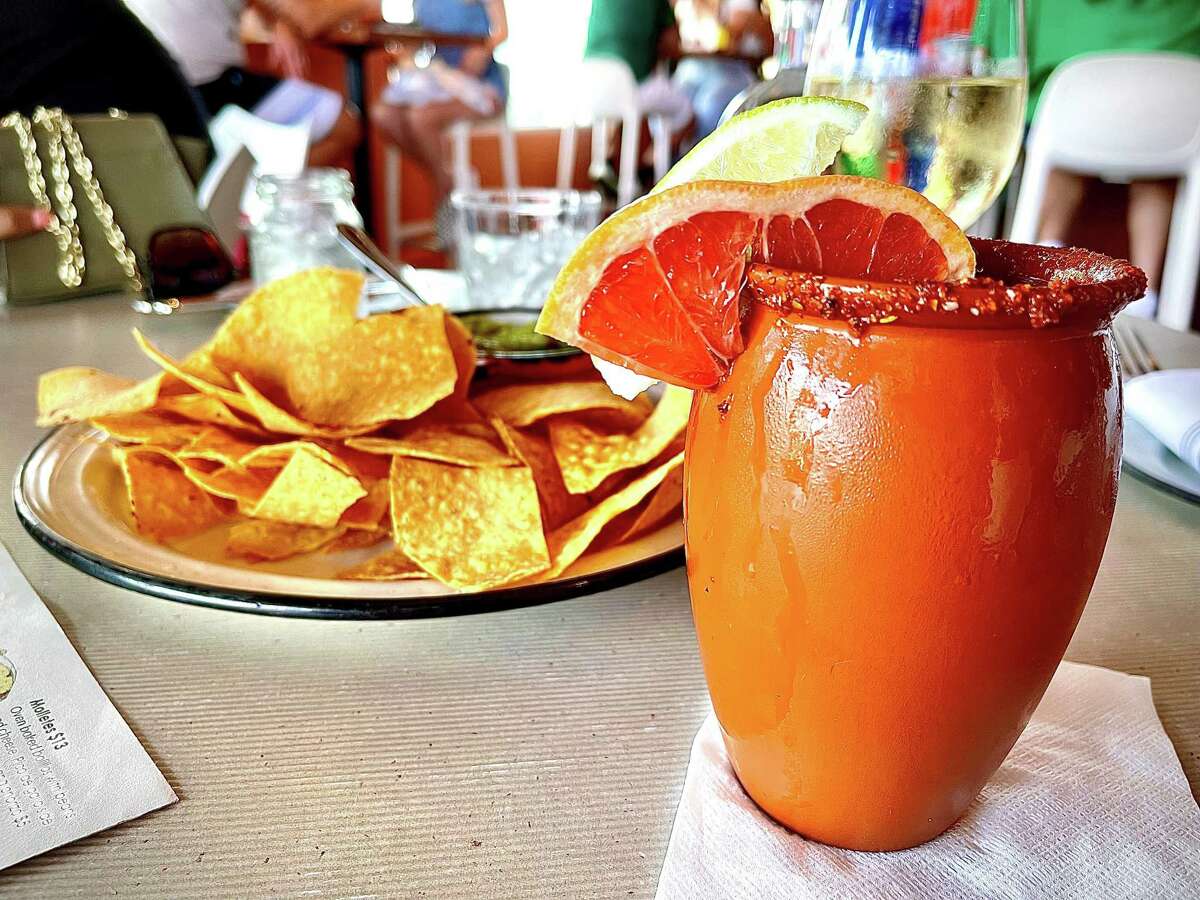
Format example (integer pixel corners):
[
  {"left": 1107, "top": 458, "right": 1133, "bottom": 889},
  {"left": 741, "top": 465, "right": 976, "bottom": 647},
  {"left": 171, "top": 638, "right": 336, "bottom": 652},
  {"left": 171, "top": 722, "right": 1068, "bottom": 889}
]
[
  {"left": 1, "top": 297, "right": 1197, "bottom": 897},
  {"left": 320, "top": 21, "right": 489, "bottom": 48}
]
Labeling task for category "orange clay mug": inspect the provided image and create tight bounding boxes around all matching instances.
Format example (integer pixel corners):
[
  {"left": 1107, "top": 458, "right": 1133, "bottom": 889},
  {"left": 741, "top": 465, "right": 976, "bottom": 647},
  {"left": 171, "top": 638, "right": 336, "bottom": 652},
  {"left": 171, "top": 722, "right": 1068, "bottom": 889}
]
[{"left": 684, "top": 239, "right": 1146, "bottom": 851}]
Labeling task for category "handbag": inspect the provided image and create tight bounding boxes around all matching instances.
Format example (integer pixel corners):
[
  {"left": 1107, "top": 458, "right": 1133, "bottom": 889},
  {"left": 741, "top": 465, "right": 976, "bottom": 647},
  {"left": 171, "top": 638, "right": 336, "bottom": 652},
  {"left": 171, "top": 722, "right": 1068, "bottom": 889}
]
[{"left": 0, "top": 108, "right": 212, "bottom": 305}]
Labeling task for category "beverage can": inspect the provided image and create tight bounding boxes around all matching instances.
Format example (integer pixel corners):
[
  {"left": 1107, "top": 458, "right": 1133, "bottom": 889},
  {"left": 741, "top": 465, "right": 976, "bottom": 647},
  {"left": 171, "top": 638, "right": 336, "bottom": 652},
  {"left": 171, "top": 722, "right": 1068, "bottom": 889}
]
[{"left": 849, "top": 0, "right": 926, "bottom": 56}]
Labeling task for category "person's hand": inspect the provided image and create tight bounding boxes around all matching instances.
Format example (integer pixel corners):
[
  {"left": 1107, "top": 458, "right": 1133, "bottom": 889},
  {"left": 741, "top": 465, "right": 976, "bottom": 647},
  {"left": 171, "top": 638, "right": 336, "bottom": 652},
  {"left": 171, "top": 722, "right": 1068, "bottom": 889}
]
[
  {"left": 0, "top": 206, "right": 51, "bottom": 241},
  {"left": 269, "top": 19, "right": 308, "bottom": 79}
]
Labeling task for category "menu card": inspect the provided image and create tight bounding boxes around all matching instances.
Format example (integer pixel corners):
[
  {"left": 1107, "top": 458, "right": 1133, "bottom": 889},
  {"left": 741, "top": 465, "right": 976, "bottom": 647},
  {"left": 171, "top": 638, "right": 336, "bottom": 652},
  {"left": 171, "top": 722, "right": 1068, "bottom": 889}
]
[{"left": 0, "top": 543, "right": 177, "bottom": 870}]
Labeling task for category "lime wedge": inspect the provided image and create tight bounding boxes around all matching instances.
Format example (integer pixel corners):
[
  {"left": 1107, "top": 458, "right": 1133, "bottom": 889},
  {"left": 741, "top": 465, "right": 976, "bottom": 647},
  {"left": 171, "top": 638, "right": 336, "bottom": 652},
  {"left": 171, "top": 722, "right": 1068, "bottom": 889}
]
[{"left": 652, "top": 96, "right": 868, "bottom": 193}]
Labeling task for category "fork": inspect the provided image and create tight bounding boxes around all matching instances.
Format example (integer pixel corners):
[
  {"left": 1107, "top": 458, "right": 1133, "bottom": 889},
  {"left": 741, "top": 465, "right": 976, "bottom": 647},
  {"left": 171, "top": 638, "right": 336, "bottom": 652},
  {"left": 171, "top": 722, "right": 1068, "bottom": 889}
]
[{"left": 1113, "top": 320, "right": 1161, "bottom": 379}]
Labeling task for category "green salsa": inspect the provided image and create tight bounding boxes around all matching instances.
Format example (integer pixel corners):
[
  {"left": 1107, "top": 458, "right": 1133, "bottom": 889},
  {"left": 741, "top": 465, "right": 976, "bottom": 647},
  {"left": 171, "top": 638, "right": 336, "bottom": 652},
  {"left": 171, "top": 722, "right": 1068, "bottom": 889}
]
[{"left": 460, "top": 313, "right": 566, "bottom": 353}]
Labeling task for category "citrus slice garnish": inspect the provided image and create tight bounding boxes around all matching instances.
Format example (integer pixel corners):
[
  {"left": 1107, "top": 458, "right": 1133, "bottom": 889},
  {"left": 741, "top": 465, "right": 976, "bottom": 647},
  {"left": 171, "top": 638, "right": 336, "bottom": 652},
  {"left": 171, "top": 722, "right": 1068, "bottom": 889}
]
[
  {"left": 653, "top": 96, "right": 867, "bottom": 192},
  {"left": 537, "top": 176, "right": 975, "bottom": 390},
  {"left": 581, "top": 97, "right": 867, "bottom": 398}
]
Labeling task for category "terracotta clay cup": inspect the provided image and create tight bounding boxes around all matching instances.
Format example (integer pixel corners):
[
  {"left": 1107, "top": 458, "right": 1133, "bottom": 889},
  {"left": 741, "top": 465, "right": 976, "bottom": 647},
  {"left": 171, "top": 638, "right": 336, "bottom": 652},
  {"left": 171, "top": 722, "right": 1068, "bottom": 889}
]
[{"left": 684, "top": 239, "right": 1145, "bottom": 851}]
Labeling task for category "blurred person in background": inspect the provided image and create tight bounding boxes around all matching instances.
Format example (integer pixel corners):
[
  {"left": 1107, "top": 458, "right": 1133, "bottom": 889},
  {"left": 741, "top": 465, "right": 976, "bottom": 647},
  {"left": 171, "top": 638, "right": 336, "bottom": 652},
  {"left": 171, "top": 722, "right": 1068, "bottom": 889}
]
[
  {"left": 123, "top": 0, "right": 365, "bottom": 166},
  {"left": 583, "top": 0, "right": 693, "bottom": 189},
  {"left": 1028, "top": 0, "right": 1200, "bottom": 317},
  {"left": 3, "top": 0, "right": 211, "bottom": 252},
  {"left": 673, "top": 0, "right": 772, "bottom": 146},
  {"left": 2, "top": 0, "right": 209, "bottom": 141},
  {"left": 584, "top": 0, "right": 693, "bottom": 140},
  {"left": 370, "top": 0, "right": 509, "bottom": 236}
]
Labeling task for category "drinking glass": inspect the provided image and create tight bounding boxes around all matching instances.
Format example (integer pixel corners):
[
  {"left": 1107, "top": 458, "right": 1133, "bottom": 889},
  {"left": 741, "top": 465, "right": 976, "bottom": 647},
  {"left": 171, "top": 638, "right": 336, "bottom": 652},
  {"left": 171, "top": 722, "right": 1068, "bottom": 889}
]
[
  {"left": 725, "top": 0, "right": 824, "bottom": 119},
  {"left": 805, "top": 0, "right": 1027, "bottom": 227},
  {"left": 685, "top": 242, "right": 1142, "bottom": 851},
  {"left": 451, "top": 189, "right": 602, "bottom": 310}
]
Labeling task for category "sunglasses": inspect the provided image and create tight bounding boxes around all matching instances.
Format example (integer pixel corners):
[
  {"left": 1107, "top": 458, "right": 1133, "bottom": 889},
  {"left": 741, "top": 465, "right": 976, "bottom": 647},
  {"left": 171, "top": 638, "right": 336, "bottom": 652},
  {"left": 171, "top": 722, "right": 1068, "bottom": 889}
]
[{"left": 145, "top": 226, "right": 235, "bottom": 300}]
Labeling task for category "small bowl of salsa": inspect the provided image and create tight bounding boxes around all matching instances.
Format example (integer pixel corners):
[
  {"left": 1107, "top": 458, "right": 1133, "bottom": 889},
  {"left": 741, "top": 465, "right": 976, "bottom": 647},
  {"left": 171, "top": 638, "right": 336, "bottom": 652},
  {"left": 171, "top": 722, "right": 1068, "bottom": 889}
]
[{"left": 456, "top": 308, "right": 592, "bottom": 383}]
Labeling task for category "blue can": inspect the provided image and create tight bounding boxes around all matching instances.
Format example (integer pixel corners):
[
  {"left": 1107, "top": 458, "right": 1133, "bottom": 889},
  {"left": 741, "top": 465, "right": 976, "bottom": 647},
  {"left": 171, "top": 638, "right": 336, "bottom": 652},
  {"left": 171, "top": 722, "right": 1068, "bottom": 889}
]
[{"left": 849, "top": 0, "right": 926, "bottom": 57}]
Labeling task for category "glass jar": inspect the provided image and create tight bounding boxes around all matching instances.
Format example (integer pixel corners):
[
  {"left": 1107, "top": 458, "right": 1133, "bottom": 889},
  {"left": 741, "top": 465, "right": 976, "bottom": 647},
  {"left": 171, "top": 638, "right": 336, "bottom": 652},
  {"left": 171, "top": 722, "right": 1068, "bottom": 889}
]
[{"left": 249, "top": 168, "right": 364, "bottom": 284}]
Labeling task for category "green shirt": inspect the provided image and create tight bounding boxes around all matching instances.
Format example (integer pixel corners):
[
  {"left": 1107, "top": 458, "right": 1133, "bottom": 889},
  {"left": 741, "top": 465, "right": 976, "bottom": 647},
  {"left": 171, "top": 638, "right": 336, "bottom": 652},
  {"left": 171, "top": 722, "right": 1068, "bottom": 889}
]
[
  {"left": 584, "top": 0, "right": 676, "bottom": 82},
  {"left": 1027, "top": 0, "right": 1200, "bottom": 122}
]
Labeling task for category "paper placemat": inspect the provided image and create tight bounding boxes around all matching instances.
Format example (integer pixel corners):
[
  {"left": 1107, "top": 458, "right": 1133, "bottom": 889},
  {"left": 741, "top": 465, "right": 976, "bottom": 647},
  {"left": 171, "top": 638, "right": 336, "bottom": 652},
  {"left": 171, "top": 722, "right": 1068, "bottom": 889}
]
[{"left": 0, "top": 543, "right": 177, "bottom": 870}]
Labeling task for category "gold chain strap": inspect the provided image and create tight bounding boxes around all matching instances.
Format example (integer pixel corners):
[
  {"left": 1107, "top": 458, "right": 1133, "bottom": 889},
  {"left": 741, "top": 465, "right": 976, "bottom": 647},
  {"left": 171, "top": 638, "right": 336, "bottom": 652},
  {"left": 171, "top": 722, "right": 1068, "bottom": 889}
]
[
  {"left": 1, "top": 110, "right": 84, "bottom": 287},
  {"left": 45, "top": 109, "right": 143, "bottom": 292},
  {"left": 1, "top": 107, "right": 144, "bottom": 293}
]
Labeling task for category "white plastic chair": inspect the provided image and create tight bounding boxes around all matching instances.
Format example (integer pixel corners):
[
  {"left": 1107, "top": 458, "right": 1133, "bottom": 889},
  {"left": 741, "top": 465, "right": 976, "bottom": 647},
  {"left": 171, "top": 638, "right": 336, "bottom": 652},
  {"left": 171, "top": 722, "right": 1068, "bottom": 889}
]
[
  {"left": 554, "top": 58, "right": 674, "bottom": 208},
  {"left": 446, "top": 60, "right": 520, "bottom": 194},
  {"left": 383, "top": 119, "right": 519, "bottom": 257},
  {"left": 1010, "top": 52, "right": 1200, "bottom": 331},
  {"left": 555, "top": 58, "right": 642, "bottom": 208},
  {"left": 449, "top": 117, "right": 520, "bottom": 193}
]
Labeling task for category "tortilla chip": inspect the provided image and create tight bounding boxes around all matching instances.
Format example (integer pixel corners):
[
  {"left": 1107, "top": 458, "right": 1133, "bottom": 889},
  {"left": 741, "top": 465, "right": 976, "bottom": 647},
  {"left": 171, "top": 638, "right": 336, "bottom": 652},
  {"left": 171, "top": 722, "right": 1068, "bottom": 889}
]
[
  {"left": 155, "top": 392, "right": 268, "bottom": 435},
  {"left": 138, "top": 317, "right": 429, "bottom": 438},
  {"left": 549, "top": 385, "right": 692, "bottom": 494},
  {"left": 347, "top": 421, "right": 514, "bottom": 468},
  {"left": 337, "top": 547, "right": 426, "bottom": 581},
  {"left": 230, "top": 373, "right": 379, "bottom": 439},
  {"left": 239, "top": 440, "right": 389, "bottom": 489},
  {"left": 325, "top": 527, "right": 390, "bottom": 552},
  {"left": 323, "top": 443, "right": 392, "bottom": 480},
  {"left": 240, "top": 440, "right": 355, "bottom": 475},
  {"left": 541, "top": 452, "right": 685, "bottom": 579},
  {"left": 490, "top": 419, "right": 588, "bottom": 530},
  {"left": 134, "top": 331, "right": 371, "bottom": 439},
  {"left": 37, "top": 368, "right": 166, "bottom": 426},
  {"left": 584, "top": 433, "right": 686, "bottom": 510},
  {"left": 178, "top": 343, "right": 237, "bottom": 390},
  {"left": 133, "top": 330, "right": 252, "bottom": 413},
  {"left": 183, "top": 464, "right": 276, "bottom": 506},
  {"left": 419, "top": 396, "right": 487, "bottom": 425},
  {"left": 205, "top": 268, "right": 458, "bottom": 427},
  {"left": 473, "top": 381, "right": 652, "bottom": 428},
  {"left": 339, "top": 478, "right": 390, "bottom": 529},
  {"left": 618, "top": 464, "right": 684, "bottom": 542},
  {"left": 229, "top": 373, "right": 311, "bottom": 434},
  {"left": 226, "top": 520, "right": 347, "bottom": 561},
  {"left": 248, "top": 445, "right": 367, "bottom": 528},
  {"left": 444, "top": 313, "right": 477, "bottom": 399},
  {"left": 389, "top": 457, "right": 549, "bottom": 590},
  {"left": 90, "top": 410, "right": 208, "bottom": 447},
  {"left": 115, "top": 446, "right": 228, "bottom": 541},
  {"left": 176, "top": 428, "right": 264, "bottom": 469}
]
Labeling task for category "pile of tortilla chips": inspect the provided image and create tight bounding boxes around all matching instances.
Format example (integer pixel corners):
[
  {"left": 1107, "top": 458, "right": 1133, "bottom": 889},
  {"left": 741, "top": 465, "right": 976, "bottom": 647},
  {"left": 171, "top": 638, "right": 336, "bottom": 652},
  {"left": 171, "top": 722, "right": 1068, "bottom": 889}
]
[{"left": 36, "top": 269, "right": 688, "bottom": 591}]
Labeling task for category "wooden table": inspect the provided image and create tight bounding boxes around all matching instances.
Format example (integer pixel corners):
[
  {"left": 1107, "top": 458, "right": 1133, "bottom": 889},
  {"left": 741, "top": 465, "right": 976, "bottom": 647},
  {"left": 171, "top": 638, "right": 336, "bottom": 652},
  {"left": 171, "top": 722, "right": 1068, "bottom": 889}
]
[
  {"left": 323, "top": 21, "right": 488, "bottom": 49},
  {"left": 0, "top": 299, "right": 1196, "bottom": 896}
]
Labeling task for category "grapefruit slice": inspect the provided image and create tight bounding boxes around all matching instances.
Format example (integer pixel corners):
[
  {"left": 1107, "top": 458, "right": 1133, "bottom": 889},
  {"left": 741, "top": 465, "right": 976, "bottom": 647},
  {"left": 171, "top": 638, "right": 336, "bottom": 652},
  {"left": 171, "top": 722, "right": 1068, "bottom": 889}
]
[{"left": 537, "top": 176, "right": 975, "bottom": 390}]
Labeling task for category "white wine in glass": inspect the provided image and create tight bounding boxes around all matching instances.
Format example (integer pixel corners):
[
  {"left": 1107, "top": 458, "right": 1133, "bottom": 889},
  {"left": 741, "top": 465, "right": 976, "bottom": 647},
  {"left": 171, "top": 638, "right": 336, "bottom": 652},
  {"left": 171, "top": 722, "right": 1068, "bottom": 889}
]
[{"left": 805, "top": 0, "right": 1027, "bottom": 229}]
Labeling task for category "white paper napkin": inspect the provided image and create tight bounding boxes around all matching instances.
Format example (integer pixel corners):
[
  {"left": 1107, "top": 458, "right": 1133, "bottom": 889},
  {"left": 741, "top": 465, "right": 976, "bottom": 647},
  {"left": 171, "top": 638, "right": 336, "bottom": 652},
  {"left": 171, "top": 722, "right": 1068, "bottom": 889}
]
[
  {"left": 1126, "top": 369, "right": 1200, "bottom": 473},
  {"left": 0, "top": 544, "right": 177, "bottom": 871},
  {"left": 657, "top": 662, "right": 1200, "bottom": 899}
]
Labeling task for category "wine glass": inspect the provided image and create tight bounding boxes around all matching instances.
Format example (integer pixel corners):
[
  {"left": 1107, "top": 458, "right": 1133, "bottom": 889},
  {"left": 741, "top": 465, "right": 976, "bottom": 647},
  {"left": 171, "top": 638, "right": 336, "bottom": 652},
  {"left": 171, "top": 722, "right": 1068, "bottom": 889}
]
[{"left": 805, "top": 0, "right": 1027, "bottom": 228}]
